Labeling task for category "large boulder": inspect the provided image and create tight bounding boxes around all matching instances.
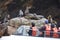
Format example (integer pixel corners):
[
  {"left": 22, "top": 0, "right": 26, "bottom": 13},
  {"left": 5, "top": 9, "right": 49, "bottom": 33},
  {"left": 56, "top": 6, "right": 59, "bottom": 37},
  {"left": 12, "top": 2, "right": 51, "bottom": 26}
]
[
  {"left": 7, "top": 26, "right": 17, "bottom": 35},
  {"left": 9, "top": 17, "right": 31, "bottom": 27},
  {"left": 7, "top": 18, "right": 21, "bottom": 35},
  {"left": 7, "top": 17, "right": 31, "bottom": 35},
  {"left": 9, "top": 18, "right": 21, "bottom": 28},
  {"left": 9, "top": 15, "right": 47, "bottom": 28}
]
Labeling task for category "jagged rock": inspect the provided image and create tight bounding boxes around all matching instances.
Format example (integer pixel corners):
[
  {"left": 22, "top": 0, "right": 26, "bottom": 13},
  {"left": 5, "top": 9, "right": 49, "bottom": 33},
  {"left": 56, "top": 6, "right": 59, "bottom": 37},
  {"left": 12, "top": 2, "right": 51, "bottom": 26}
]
[
  {"left": 9, "top": 16, "right": 47, "bottom": 28},
  {"left": 9, "top": 17, "right": 31, "bottom": 27},
  {"left": 25, "top": 13, "right": 44, "bottom": 20}
]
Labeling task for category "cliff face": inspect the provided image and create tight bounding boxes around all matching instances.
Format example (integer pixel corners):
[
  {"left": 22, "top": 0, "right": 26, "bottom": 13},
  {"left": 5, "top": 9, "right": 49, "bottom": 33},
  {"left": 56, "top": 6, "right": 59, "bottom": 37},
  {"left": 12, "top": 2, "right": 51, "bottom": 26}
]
[
  {"left": 0, "top": 0, "right": 60, "bottom": 20},
  {"left": 31, "top": 0, "right": 60, "bottom": 17}
]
